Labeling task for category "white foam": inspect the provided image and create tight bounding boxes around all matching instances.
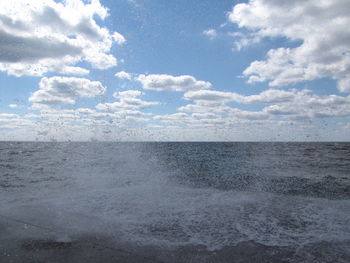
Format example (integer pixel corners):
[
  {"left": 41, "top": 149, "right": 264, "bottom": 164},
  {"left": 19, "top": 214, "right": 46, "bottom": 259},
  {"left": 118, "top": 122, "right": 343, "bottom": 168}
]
[{"left": 1, "top": 143, "right": 350, "bottom": 250}]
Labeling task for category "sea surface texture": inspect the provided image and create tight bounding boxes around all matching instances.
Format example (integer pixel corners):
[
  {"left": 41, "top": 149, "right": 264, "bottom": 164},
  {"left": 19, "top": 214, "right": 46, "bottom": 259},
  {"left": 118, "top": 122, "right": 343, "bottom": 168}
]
[{"left": 1, "top": 142, "right": 350, "bottom": 262}]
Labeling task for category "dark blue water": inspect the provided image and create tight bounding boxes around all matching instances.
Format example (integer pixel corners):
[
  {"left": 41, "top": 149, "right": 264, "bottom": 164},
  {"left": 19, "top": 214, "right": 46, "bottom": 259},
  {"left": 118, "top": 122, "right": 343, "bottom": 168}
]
[{"left": 1, "top": 142, "right": 350, "bottom": 262}]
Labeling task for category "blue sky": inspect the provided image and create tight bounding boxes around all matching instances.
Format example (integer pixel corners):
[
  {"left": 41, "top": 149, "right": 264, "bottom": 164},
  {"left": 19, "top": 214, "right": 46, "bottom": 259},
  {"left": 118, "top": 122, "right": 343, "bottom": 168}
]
[{"left": 0, "top": 0, "right": 349, "bottom": 141}]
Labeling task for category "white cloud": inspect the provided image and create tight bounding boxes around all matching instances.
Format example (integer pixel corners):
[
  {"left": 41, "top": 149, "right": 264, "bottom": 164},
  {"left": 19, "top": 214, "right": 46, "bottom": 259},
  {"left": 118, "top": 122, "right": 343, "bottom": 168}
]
[
  {"left": 0, "top": 0, "right": 125, "bottom": 76},
  {"left": 229, "top": 32, "right": 262, "bottom": 51},
  {"left": 203, "top": 29, "right": 217, "bottom": 40},
  {"left": 29, "top": 76, "right": 106, "bottom": 105},
  {"left": 184, "top": 90, "right": 235, "bottom": 103},
  {"left": 115, "top": 71, "right": 132, "bottom": 80},
  {"left": 137, "top": 74, "right": 212, "bottom": 92},
  {"left": 225, "top": 108, "right": 269, "bottom": 120},
  {"left": 0, "top": 113, "right": 35, "bottom": 130},
  {"left": 192, "top": 112, "right": 217, "bottom": 119},
  {"left": 8, "top": 104, "right": 18, "bottom": 108},
  {"left": 154, "top": 113, "right": 189, "bottom": 122},
  {"left": 178, "top": 103, "right": 214, "bottom": 113},
  {"left": 184, "top": 89, "right": 298, "bottom": 104},
  {"left": 60, "top": 66, "right": 90, "bottom": 76},
  {"left": 239, "top": 89, "right": 297, "bottom": 104},
  {"left": 96, "top": 89, "right": 159, "bottom": 111},
  {"left": 180, "top": 87, "right": 350, "bottom": 122},
  {"left": 262, "top": 92, "right": 350, "bottom": 119},
  {"left": 114, "top": 90, "right": 143, "bottom": 98},
  {"left": 1, "top": 100, "right": 349, "bottom": 140},
  {"left": 228, "top": 0, "right": 350, "bottom": 91},
  {"left": 23, "top": 104, "right": 153, "bottom": 130},
  {"left": 338, "top": 75, "right": 350, "bottom": 92},
  {"left": 0, "top": 113, "right": 19, "bottom": 119},
  {"left": 125, "top": 116, "right": 149, "bottom": 122},
  {"left": 112, "top": 32, "right": 126, "bottom": 45}
]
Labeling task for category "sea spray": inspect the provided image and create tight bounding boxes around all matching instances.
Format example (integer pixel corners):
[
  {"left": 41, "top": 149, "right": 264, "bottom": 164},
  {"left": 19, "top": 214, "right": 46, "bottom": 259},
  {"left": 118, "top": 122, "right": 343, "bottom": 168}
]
[{"left": 1, "top": 142, "right": 349, "bottom": 255}]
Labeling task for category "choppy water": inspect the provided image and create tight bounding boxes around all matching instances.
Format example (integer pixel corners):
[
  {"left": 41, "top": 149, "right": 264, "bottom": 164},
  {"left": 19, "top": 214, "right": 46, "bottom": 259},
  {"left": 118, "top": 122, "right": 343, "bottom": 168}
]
[{"left": 1, "top": 142, "right": 350, "bottom": 262}]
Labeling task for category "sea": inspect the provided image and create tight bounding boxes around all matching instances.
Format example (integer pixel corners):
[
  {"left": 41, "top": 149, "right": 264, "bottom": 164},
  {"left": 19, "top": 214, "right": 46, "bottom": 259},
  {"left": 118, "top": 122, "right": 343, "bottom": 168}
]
[{"left": 0, "top": 142, "right": 349, "bottom": 262}]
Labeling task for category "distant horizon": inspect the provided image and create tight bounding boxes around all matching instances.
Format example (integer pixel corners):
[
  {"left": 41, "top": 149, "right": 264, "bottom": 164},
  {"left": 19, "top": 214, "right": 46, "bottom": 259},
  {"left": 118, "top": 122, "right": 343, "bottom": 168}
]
[{"left": 1, "top": 140, "right": 349, "bottom": 143}]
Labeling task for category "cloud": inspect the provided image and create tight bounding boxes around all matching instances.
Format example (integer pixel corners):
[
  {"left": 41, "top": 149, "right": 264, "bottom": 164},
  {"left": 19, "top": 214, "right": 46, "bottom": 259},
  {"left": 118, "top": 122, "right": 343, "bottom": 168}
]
[
  {"left": 96, "top": 89, "right": 159, "bottom": 111},
  {"left": 29, "top": 76, "right": 106, "bottom": 105},
  {"left": 153, "top": 109, "right": 269, "bottom": 127},
  {"left": 114, "top": 90, "right": 143, "bottom": 98},
  {"left": 228, "top": 32, "right": 262, "bottom": 51},
  {"left": 192, "top": 112, "right": 217, "bottom": 119},
  {"left": 115, "top": 71, "right": 132, "bottom": 80},
  {"left": 228, "top": 0, "right": 350, "bottom": 91},
  {"left": 179, "top": 87, "right": 350, "bottom": 122},
  {"left": 153, "top": 112, "right": 226, "bottom": 126},
  {"left": 203, "top": 29, "right": 217, "bottom": 40},
  {"left": 178, "top": 102, "right": 270, "bottom": 121},
  {"left": 0, "top": 29, "right": 81, "bottom": 63},
  {"left": 125, "top": 116, "right": 149, "bottom": 122},
  {"left": 183, "top": 89, "right": 298, "bottom": 104},
  {"left": 112, "top": 32, "right": 126, "bottom": 45},
  {"left": 338, "top": 75, "right": 350, "bottom": 92},
  {"left": 137, "top": 74, "right": 212, "bottom": 91},
  {"left": 154, "top": 113, "right": 189, "bottom": 122},
  {"left": 262, "top": 92, "right": 350, "bottom": 119},
  {"left": 225, "top": 108, "right": 269, "bottom": 120},
  {"left": 0, "top": 113, "right": 35, "bottom": 130},
  {"left": 8, "top": 104, "right": 18, "bottom": 108},
  {"left": 238, "top": 89, "right": 297, "bottom": 104},
  {"left": 0, "top": 0, "right": 125, "bottom": 76},
  {"left": 60, "top": 66, "right": 90, "bottom": 76},
  {"left": 114, "top": 72, "right": 213, "bottom": 92},
  {"left": 24, "top": 107, "right": 151, "bottom": 126},
  {"left": 184, "top": 90, "right": 235, "bottom": 103},
  {"left": 0, "top": 113, "right": 19, "bottom": 119}
]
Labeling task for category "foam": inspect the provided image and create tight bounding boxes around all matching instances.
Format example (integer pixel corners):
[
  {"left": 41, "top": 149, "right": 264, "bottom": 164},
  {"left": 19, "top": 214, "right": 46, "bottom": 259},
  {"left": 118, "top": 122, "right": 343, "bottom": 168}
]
[{"left": 1, "top": 142, "right": 350, "bottom": 251}]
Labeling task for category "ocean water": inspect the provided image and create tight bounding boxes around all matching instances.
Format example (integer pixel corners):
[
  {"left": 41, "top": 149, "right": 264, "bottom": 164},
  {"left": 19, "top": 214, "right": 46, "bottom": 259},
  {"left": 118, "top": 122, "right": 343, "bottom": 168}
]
[{"left": 1, "top": 142, "right": 350, "bottom": 262}]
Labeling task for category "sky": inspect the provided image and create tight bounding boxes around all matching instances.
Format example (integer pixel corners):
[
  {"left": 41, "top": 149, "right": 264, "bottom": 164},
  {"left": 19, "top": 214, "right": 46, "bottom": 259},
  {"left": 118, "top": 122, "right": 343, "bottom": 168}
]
[{"left": 0, "top": 0, "right": 349, "bottom": 141}]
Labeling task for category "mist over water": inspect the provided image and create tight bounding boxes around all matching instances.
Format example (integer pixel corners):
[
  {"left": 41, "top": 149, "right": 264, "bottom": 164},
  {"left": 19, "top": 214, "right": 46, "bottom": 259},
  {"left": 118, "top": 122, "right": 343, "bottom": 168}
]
[{"left": 1, "top": 142, "right": 350, "bottom": 261}]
